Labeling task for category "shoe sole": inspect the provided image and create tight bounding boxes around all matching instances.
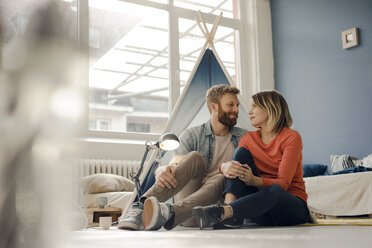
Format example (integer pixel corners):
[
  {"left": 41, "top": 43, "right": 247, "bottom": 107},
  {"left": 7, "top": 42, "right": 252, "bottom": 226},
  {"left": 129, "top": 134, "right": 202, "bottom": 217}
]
[
  {"left": 213, "top": 220, "right": 242, "bottom": 230},
  {"left": 143, "top": 197, "right": 159, "bottom": 230},
  {"left": 117, "top": 221, "right": 140, "bottom": 231},
  {"left": 192, "top": 207, "right": 206, "bottom": 230}
]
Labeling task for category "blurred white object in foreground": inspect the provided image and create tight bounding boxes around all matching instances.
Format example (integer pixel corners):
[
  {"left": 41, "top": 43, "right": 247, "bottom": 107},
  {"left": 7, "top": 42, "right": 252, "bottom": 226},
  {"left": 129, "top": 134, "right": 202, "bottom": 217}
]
[{"left": 0, "top": 1, "right": 85, "bottom": 248}]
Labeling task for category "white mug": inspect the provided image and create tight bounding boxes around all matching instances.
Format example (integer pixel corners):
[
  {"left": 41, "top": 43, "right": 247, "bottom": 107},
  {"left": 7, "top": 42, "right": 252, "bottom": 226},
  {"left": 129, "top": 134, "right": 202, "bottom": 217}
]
[{"left": 99, "top": 216, "right": 112, "bottom": 230}]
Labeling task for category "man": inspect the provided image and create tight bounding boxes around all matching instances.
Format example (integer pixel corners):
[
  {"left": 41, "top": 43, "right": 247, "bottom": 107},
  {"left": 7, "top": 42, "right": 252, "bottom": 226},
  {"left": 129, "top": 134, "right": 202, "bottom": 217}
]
[{"left": 118, "top": 84, "right": 247, "bottom": 231}]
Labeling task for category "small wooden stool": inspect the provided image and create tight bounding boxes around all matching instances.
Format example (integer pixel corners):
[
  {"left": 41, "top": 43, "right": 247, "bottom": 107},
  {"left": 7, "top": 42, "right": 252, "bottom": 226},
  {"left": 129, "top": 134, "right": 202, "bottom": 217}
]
[{"left": 85, "top": 207, "right": 122, "bottom": 227}]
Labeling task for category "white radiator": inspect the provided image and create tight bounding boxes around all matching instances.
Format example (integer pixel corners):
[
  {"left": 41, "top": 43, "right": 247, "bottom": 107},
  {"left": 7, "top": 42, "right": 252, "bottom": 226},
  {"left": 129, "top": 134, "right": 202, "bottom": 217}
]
[{"left": 77, "top": 159, "right": 141, "bottom": 181}]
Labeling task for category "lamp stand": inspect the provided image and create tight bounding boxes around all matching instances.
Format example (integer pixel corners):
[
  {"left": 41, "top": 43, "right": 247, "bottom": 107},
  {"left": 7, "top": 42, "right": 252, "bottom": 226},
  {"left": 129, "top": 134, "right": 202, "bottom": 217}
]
[
  {"left": 132, "top": 133, "right": 179, "bottom": 201},
  {"left": 133, "top": 142, "right": 155, "bottom": 201}
]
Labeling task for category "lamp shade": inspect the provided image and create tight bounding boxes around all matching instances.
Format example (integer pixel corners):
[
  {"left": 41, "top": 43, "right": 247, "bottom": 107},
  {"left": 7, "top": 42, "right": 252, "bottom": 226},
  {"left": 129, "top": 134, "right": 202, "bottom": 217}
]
[{"left": 158, "top": 133, "right": 179, "bottom": 151}]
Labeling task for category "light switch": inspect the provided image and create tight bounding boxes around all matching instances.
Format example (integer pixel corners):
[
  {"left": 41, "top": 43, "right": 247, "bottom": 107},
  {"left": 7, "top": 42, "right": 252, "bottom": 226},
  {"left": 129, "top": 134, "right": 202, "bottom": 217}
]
[{"left": 342, "top": 27, "right": 359, "bottom": 50}]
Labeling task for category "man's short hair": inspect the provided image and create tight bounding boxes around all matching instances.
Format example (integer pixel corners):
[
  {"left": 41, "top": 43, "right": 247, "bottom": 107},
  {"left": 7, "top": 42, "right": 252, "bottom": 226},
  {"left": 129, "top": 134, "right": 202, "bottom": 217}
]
[{"left": 206, "top": 84, "right": 240, "bottom": 113}]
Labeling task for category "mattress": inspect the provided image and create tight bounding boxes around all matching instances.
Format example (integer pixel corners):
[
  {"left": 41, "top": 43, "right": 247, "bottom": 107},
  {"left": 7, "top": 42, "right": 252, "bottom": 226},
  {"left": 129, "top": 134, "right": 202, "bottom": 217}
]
[
  {"left": 304, "top": 171, "right": 372, "bottom": 216},
  {"left": 81, "top": 191, "right": 134, "bottom": 210}
]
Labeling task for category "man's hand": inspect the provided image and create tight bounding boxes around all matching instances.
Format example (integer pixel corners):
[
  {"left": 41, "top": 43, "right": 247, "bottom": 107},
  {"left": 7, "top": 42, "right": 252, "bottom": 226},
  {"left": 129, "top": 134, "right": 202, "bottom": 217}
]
[
  {"left": 220, "top": 161, "right": 249, "bottom": 179},
  {"left": 155, "top": 165, "right": 177, "bottom": 189}
]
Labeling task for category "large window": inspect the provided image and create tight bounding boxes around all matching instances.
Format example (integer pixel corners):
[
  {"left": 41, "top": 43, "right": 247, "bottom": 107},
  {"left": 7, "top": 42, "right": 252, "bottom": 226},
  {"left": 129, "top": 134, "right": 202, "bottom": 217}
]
[
  {"left": 174, "top": 0, "right": 237, "bottom": 19},
  {"left": 85, "top": 0, "right": 241, "bottom": 136},
  {"left": 1, "top": 0, "right": 275, "bottom": 143},
  {"left": 88, "top": 0, "right": 169, "bottom": 134}
]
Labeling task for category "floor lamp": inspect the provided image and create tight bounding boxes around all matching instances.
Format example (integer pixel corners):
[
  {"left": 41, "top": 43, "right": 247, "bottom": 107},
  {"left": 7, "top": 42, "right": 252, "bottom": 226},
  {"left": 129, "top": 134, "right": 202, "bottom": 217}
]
[{"left": 133, "top": 133, "right": 179, "bottom": 200}]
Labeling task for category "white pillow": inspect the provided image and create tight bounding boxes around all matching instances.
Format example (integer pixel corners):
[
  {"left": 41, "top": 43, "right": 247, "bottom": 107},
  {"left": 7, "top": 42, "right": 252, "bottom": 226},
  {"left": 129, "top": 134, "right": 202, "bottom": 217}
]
[
  {"left": 330, "top": 154, "right": 358, "bottom": 172},
  {"left": 362, "top": 154, "right": 372, "bottom": 168},
  {"left": 80, "top": 174, "right": 135, "bottom": 194}
]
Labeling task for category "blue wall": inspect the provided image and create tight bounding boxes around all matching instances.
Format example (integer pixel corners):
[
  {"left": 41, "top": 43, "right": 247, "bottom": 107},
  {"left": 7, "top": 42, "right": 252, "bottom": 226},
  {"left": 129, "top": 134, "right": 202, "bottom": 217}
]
[{"left": 271, "top": 0, "right": 372, "bottom": 165}]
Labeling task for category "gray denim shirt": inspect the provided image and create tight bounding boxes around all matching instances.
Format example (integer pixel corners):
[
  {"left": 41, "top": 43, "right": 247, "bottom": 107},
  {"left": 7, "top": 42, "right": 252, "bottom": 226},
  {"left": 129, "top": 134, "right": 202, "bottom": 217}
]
[{"left": 173, "top": 120, "right": 247, "bottom": 169}]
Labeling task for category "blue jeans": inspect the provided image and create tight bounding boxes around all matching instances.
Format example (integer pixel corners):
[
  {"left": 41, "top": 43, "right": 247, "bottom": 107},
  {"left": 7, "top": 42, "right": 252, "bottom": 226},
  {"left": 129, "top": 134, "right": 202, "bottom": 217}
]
[
  {"left": 224, "top": 147, "right": 310, "bottom": 226},
  {"left": 135, "top": 161, "right": 158, "bottom": 202}
]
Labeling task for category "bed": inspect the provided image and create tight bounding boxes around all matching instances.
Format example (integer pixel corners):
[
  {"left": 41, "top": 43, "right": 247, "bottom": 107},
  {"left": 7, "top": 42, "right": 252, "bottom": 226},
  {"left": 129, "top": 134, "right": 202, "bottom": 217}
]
[
  {"left": 80, "top": 191, "right": 134, "bottom": 209},
  {"left": 76, "top": 159, "right": 140, "bottom": 211},
  {"left": 304, "top": 170, "right": 372, "bottom": 217}
]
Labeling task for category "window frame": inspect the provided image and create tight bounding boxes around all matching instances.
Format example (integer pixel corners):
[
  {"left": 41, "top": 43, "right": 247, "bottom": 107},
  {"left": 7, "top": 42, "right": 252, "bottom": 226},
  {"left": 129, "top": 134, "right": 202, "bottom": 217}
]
[{"left": 77, "top": 0, "right": 255, "bottom": 142}]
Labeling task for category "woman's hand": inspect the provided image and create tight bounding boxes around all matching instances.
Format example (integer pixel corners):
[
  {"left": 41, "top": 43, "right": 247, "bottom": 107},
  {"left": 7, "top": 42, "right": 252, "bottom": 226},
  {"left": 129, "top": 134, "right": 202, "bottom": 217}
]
[
  {"left": 239, "top": 165, "right": 264, "bottom": 188},
  {"left": 155, "top": 165, "right": 177, "bottom": 189},
  {"left": 220, "top": 161, "right": 250, "bottom": 179},
  {"left": 238, "top": 164, "right": 254, "bottom": 185}
]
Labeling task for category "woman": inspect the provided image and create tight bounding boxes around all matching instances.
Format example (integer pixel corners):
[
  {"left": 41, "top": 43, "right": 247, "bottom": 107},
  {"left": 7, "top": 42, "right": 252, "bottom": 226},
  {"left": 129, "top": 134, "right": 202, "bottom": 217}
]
[{"left": 192, "top": 90, "right": 311, "bottom": 229}]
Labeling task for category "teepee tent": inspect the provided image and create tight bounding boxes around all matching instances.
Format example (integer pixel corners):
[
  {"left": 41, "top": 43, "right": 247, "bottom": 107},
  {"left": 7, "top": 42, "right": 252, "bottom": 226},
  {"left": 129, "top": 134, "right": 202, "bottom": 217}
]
[
  {"left": 165, "top": 12, "right": 251, "bottom": 135},
  {"left": 121, "top": 12, "right": 251, "bottom": 216}
]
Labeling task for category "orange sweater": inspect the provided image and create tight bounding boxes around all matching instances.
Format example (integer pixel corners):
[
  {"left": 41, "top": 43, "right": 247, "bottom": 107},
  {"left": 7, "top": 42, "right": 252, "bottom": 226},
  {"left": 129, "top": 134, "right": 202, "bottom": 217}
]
[{"left": 238, "top": 127, "right": 308, "bottom": 202}]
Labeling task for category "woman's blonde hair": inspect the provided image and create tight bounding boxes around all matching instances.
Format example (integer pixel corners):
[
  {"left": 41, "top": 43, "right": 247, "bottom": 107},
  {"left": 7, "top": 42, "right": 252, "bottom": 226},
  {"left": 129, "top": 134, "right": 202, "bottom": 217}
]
[{"left": 252, "top": 90, "right": 293, "bottom": 133}]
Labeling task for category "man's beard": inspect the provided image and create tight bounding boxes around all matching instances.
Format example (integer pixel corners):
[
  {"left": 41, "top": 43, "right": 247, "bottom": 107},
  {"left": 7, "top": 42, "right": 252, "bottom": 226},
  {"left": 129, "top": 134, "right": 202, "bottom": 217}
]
[{"left": 218, "top": 108, "right": 238, "bottom": 127}]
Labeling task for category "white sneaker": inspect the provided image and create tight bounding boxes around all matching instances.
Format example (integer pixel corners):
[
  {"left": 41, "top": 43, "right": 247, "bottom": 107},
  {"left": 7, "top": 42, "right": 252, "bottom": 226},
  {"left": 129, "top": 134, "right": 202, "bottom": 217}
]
[{"left": 117, "top": 202, "right": 144, "bottom": 231}]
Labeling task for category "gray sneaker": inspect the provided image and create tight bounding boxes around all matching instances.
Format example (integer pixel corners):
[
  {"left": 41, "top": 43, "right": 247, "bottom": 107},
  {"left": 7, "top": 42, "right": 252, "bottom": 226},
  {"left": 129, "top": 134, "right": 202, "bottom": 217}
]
[
  {"left": 117, "top": 202, "right": 144, "bottom": 230},
  {"left": 192, "top": 204, "right": 224, "bottom": 230},
  {"left": 142, "top": 197, "right": 173, "bottom": 230}
]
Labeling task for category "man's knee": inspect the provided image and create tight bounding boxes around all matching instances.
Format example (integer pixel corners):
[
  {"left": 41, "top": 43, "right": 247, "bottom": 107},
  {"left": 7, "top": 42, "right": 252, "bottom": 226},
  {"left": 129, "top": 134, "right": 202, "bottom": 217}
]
[
  {"left": 173, "top": 151, "right": 206, "bottom": 179},
  {"left": 184, "top": 151, "right": 206, "bottom": 170},
  {"left": 187, "top": 151, "right": 203, "bottom": 161},
  {"left": 203, "top": 175, "right": 225, "bottom": 195}
]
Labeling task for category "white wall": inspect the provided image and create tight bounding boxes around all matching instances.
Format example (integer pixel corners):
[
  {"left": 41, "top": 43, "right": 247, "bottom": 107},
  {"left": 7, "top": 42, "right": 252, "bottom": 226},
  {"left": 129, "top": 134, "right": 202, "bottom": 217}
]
[{"left": 74, "top": 139, "right": 146, "bottom": 160}]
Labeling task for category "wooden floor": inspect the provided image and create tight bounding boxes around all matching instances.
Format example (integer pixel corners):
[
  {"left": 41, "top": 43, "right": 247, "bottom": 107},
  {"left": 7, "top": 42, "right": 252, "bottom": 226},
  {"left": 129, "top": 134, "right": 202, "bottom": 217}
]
[{"left": 66, "top": 225, "right": 372, "bottom": 248}]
